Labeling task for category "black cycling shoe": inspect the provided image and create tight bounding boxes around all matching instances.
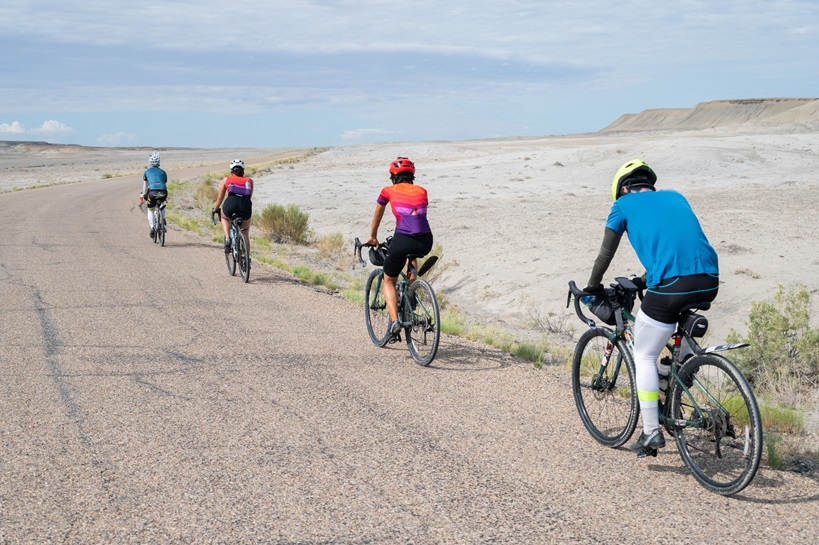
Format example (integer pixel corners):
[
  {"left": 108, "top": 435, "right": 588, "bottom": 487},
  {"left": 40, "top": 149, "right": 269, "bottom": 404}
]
[
  {"left": 149, "top": 228, "right": 155, "bottom": 239},
  {"left": 387, "top": 320, "right": 402, "bottom": 343},
  {"left": 224, "top": 238, "right": 231, "bottom": 253},
  {"left": 629, "top": 429, "right": 666, "bottom": 458}
]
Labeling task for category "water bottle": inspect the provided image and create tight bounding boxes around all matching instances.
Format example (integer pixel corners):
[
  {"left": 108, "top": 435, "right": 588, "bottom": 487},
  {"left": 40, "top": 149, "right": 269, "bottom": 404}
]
[
  {"left": 580, "top": 295, "right": 595, "bottom": 308},
  {"left": 657, "top": 356, "right": 671, "bottom": 397}
]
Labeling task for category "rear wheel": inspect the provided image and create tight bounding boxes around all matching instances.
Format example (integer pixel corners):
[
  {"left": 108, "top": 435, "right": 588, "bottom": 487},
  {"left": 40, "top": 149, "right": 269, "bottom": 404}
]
[
  {"left": 364, "top": 269, "right": 390, "bottom": 347},
  {"left": 225, "top": 231, "right": 237, "bottom": 276},
  {"left": 158, "top": 213, "right": 166, "bottom": 247},
  {"left": 151, "top": 210, "right": 159, "bottom": 243},
  {"left": 671, "top": 353, "right": 762, "bottom": 495},
  {"left": 571, "top": 327, "right": 639, "bottom": 447},
  {"left": 237, "top": 231, "right": 250, "bottom": 283},
  {"left": 405, "top": 279, "right": 440, "bottom": 366}
]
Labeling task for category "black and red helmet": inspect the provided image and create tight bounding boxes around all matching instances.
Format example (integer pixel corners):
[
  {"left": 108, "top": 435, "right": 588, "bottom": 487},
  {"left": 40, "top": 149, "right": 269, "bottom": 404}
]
[{"left": 389, "top": 157, "right": 415, "bottom": 176}]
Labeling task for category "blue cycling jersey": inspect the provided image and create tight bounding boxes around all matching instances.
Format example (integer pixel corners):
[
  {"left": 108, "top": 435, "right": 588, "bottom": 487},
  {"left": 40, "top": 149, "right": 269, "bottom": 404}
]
[
  {"left": 143, "top": 167, "right": 168, "bottom": 191},
  {"left": 606, "top": 189, "right": 718, "bottom": 287}
]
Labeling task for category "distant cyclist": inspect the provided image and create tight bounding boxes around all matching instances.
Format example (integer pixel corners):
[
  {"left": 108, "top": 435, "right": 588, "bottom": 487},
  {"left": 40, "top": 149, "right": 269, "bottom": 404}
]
[
  {"left": 213, "top": 159, "right": 254, "bottom": 252},
  {"left": 583, "top": 159, "right": 719, "bottom": 456},
  {"left": 141, "top": 150, "right": 168, "bottom": 238},
  {"left": 362, "top": 157, "right": 433, "bottom": 339}
]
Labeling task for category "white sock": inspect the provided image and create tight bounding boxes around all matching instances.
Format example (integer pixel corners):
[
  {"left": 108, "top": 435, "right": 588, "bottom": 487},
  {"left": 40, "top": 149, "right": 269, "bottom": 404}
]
[{"left": 147, "top": 210, "right": 155, "bottom": 229}]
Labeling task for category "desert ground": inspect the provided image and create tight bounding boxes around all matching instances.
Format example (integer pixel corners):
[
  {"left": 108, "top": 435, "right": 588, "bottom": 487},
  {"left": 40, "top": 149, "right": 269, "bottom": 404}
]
[
  {"left": 2, "top": 98, "right": 818, "bottom": 348},
  {"left": 1, "top": 100, "right": 818, "bottom": 541}
]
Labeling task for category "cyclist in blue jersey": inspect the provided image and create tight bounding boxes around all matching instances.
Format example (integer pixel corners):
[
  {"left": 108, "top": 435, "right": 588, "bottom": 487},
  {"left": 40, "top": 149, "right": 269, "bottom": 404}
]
[
  {"left": 141, "top": 150, "right": 168, "bottom": 238},
  {"left": 583, "top": 159, "right": 719, "bottom": 457}
]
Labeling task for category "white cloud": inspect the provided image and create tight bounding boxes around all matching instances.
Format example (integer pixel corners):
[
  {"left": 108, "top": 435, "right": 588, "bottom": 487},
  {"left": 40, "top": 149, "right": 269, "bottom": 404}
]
[
  {"left": 341, "top": 128, "right": 396, "bottom": 140},
  {"left": 97, "top": 132, "right": 137, "bottom": 146},
  {"left": 34, "top": 120, "right": 74, "bottom": 134},
  {"left": 0, "top": 121, "right": 26, "bottom": 133},
  {"left": 0, "top": 120, "right": 74, "bottom": 134}
]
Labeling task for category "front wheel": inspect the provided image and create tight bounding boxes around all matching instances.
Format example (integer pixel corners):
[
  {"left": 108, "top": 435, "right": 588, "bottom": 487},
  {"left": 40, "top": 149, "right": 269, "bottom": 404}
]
[
  {"left": 237, "top": 231, "right": 250, "bottom": 283},
  {"left": 571, "top": 327, "right": 639, "bottom": 447},
  {"left": 364, "top": 269, "right": 390, "bottom": 347},
  {"left": 405, "top": 279, "right": 440, "bottom": 366},
  {"left": 670, "top": 353, "right": 762, "bottom": 495}
]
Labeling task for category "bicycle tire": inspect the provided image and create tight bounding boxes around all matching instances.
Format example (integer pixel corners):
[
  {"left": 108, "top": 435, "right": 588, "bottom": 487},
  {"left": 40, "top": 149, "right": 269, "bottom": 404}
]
[
  {"left": 364, "top": 269, "right": 390, "bottom": 347},
  {"left": 225, "top": 231, "right": 237, "bottom": 276},
  {"left": 237, "top": 231, "right": 250, "bottom": 283},
  {"left": 405, "top": 279, "right": 440, "bottom": 366},
  {"left": 151, "top": 210, "right": 159, "bottom": 244},
  {"left": 571, "top": 327, "right": 639, "bottom": 447},
  {"left": 159, "top": 214, "right": 166, "bottom": 247},
  {"left": 670, "top": 353, "right": 762, "bottom": 495}
]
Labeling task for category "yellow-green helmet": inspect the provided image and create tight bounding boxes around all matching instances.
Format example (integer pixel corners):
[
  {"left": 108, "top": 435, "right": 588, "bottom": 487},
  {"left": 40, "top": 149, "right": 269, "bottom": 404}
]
[{"left": 611, "top": 159, "right": 657, "bottom": 201}]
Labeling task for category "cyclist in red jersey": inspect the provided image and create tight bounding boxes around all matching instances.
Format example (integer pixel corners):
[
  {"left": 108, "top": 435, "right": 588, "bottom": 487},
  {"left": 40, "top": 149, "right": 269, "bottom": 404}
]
[
  {"left": 213, "top": 159, "right": 254, "bottom": 252},
  {"left": 363, "top": 157, "right": 434, "bottom": 338}
]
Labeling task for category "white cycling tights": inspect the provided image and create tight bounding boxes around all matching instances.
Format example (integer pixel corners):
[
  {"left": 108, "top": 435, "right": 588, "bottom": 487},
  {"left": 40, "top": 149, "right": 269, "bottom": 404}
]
[
  {"left": 147, "top": 207, "right": 165, "bottom": 229},
  {"left": 633, "top": 309, "right": 676, "bottom": 434}
]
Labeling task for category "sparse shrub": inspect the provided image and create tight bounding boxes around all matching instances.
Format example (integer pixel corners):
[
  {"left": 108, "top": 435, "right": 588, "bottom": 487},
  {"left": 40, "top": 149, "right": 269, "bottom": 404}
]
[
  {"left": 765, "top": 434, "right": 785, "bottom": 469},
  {"left": 254, "top": 203, "right": 311, "bottom": 244},
  {"left": 102, "top": 173, "right": 113, "bottom": 179},
  {"left": 194, "top": 178, "right": 218, "bottom": 211},
  {"left": 727, "top": 284, "right": 819, "bottom": 400},
  {"left": 317, "top": 232, "right": 344, "bottom": 257}
]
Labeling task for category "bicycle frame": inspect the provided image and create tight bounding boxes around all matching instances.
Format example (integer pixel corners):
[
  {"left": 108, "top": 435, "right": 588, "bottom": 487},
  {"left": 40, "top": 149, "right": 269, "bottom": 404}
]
[{"left": 568, "top": 278, "right": 749, "bottom": 433}]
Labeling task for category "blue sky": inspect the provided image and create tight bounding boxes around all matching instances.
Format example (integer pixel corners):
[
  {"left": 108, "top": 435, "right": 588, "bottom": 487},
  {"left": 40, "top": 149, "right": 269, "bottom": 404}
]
[{"left": 1, "top": 0, "right": 817, "bottom": 148}]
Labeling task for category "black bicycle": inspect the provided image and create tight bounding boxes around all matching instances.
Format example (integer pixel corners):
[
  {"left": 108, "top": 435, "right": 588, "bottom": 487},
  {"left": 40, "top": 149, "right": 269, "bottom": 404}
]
[
  {"left": 212, "top": 209, "right": 250, "bottom": 283},
  {"left": 354, "top": 237, "right": 440, "bottom": 366},
  {"left": 567, "top": 277, "right": 763, "bottom": 495}
]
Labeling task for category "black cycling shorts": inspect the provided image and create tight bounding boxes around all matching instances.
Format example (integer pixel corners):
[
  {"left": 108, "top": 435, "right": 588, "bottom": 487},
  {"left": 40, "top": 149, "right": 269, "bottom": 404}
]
[
  {"left": 383, "top": 232, "right": 434, "bottom": 278},
  {"left": 640, "top": 274, "right": 719, "bottom": 324},
  {"left": 222, "top": 195, "right": 253, "bottom": 221},
  {"left": 145, "top": 190, "right": 167, "bottom": 209}
]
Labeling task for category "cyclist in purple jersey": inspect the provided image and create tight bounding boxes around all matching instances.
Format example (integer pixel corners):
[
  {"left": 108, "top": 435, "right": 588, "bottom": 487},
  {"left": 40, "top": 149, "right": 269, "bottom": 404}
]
[{"left": 363, "top": 157, "right": 433, "bottom": 339}]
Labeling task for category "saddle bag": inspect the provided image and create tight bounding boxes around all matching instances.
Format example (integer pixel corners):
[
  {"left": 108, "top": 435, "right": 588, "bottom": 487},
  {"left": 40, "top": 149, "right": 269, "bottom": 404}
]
[{"left": 681, "top": 312, "right": 708, "bottom": 338}]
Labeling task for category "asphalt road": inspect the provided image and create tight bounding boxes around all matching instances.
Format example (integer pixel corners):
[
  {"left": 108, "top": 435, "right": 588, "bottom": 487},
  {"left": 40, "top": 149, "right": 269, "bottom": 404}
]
[{"left": 0, "top": 170, "right": 817, "bottom": 544}]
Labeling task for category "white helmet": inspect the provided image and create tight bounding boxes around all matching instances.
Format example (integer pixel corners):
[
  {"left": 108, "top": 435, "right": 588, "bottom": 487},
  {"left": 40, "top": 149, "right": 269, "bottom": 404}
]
[
  {"left": 149, "top": 151, "right": 160, "bottom": 167},
  {"left": 229, "top": 159, "right": 245, "bottom": 170}
]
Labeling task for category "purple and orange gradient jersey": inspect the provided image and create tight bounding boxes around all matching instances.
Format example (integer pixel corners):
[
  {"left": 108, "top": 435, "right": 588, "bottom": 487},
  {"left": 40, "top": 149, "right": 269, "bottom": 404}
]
[{"left": 377, "top": 183, "right": 431, "bottom": 235}]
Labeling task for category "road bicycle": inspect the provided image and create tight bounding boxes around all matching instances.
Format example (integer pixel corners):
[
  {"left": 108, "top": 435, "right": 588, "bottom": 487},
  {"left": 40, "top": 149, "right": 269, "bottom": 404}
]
[
  {"left": 212, "top": 209, "right": 251, "bottom": 283},
  {"left": 140, "top": 196, "right": 167, "bottom": 246},
  {"left": 354, "top": 237, "right": 441, "bottom": 366},
  {"left": 566, "top": 277, "right": 763, "bottom": 495}
]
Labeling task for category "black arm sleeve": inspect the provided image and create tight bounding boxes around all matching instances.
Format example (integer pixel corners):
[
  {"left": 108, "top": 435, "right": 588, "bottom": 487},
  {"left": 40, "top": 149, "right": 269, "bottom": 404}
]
[{"left": 587, "top": 227, "right": 622, "bottom": 288}]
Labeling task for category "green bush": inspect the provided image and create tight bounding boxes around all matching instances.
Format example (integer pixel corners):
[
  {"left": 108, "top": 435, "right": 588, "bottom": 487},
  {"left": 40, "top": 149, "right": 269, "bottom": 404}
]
[
  {"left": 727, "top": 284, "right": 819, "bottom": 394},
  {"left": 254, "top": 203, "right": 311, "bottom": 244}
]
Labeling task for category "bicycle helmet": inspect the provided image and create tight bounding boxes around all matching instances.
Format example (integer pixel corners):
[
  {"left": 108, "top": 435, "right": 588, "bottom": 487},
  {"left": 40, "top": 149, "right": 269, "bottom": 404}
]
[
  {"left": 611, "top": 159, "right": 657, "bottom": 201},
  {"left": 229, "top": 159, "right": 245, "bottom": 170},
  {"left": 389, "top": 157, "right": 415, "bottom": 176},
  {"left": 369, "top": 246, "right": 387, "bottom": 267},
  {"left": 149, "top": 151, "right": 160, "bottom": 167}
]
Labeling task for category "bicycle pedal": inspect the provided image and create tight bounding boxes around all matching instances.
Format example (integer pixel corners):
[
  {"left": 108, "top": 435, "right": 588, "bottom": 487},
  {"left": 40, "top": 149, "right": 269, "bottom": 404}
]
[{"left": 388, "top": 332, "right": 402, "bottom": 344}]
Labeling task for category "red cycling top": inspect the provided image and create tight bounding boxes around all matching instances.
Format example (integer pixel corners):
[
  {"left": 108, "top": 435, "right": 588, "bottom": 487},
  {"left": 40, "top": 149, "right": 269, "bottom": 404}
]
[
  {"left": 377, "top": 183, "right": 431, "bottom": 235},
  {"left": 222, "top": 175, "right": 253, "bottom": 197}
]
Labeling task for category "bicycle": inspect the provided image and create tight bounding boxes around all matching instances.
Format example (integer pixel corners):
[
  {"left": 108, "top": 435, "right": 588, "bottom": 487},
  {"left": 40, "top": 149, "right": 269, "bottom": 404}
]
[
  {"left": 212, "top": 209, "right": 251, "bottom": 283},
  {"left": 140, "top": 195, "right": 167, "bottom": 246},
  {"left": 354, "top": 237, "right": 441, "bottom": 366},
  {"left": 566, "top": 277, "right": 763, "bottom": 495}
]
